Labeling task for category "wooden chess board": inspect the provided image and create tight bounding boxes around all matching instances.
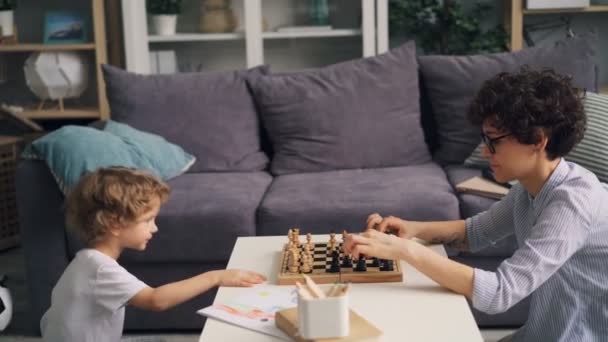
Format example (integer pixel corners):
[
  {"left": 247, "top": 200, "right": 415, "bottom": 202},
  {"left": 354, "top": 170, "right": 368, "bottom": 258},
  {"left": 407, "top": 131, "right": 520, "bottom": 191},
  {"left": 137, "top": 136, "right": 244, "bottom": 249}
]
[{"left": 277, "top": 242, "right": 403, "bottom": 285}]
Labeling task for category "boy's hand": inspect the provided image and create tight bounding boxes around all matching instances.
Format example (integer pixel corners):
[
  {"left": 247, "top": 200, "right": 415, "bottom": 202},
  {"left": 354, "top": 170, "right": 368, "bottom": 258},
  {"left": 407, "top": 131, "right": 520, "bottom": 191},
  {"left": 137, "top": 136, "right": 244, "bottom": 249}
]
[{"left": 218, "top": 269, "right": 267, "bottom": 287}]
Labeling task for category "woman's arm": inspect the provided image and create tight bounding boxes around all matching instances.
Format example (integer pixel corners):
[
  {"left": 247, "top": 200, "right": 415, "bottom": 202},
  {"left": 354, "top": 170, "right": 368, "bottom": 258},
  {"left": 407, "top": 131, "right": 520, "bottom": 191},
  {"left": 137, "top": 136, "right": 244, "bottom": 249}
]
[
  {"left": 367, "top": 214, "right": 469, "bottom": 251},
  {"left": 402, "top": 239, "right": 474, "bottom": 299},
  {"left": 411, "top": 220, "right": 468, "bottom": 251},
  {"left": 345, "top": 231, "right": 473, "bottom": 298}
]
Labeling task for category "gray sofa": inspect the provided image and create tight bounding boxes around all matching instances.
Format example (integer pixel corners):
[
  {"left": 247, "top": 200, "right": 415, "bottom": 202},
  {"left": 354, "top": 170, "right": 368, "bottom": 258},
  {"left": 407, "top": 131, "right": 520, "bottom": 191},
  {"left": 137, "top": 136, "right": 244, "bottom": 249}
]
[{"left": 16, "top": 34, "right": 598, "bottom": 333}]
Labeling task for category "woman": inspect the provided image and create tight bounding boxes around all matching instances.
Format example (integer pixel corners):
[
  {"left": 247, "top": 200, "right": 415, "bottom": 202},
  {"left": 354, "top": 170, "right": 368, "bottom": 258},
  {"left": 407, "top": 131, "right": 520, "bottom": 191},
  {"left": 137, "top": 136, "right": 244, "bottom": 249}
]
[{"left": 344, "top": 68, "right": 608, "bottom": 341}]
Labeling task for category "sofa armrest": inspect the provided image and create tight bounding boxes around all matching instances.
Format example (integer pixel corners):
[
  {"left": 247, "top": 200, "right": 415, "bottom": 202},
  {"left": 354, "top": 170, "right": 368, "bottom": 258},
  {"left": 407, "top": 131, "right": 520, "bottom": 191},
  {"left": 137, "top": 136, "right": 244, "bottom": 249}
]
[{"left": 15, "top": 160, "right": 69, "bottom": 334}]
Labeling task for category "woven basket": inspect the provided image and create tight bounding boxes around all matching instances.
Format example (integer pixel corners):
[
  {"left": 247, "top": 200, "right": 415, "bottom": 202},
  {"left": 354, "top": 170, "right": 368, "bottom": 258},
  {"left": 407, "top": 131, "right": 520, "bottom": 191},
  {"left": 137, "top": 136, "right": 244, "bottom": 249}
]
[{"left": 0, "top": 136, "right": 21, "bottom": 251}]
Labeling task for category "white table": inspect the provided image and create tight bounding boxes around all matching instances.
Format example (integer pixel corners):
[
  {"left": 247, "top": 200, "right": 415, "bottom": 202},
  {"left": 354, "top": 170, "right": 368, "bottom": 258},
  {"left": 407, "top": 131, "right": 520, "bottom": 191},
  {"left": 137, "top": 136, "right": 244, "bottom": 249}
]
[{"left": 199, "top": 235, "right": 483, "bottom": 342}]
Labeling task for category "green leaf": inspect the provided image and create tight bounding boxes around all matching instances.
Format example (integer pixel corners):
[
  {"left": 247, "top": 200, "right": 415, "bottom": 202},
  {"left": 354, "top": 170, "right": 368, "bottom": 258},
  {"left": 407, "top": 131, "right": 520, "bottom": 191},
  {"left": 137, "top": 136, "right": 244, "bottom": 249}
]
[{"left": 389, "top": 0, "right": 507, "bottom": 55}]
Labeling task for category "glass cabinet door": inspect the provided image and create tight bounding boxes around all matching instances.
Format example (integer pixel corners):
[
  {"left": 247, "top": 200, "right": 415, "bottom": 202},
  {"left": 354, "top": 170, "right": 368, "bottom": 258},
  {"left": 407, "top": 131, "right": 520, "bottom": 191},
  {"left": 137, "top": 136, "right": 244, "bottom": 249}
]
[
  {"left": 123, "top": 0, "right": 248, "bottom": 73},
  {"left": 151, "top": 0, "right": 248, "bottom": 72},
  {"left": 122, "top": 0, "right": 387, "bottom": 74},
  {"left": 258, "top": 0, "right": 378, "bottom": 71}
]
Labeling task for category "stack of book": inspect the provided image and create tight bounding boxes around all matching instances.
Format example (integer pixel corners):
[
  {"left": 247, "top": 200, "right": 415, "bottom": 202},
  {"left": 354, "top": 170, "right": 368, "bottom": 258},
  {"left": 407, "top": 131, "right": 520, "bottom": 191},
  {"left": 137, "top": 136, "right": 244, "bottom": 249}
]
[{"left": 455, "top": 176, "right": 510, "bottom": 200}]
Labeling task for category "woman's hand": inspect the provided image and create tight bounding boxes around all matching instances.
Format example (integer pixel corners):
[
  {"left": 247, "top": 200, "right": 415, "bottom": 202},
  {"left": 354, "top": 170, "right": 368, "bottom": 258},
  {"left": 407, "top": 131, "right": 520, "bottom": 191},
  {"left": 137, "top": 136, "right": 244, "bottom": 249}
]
[
  {"left": 343, "top": 229, "right": 411, "bottom": 261},
  {"left": 366, "top": 213, "right": 420, "bottom": 239},
  {"left": 217, "top": 269, "right": 267, "bottom": 287}
]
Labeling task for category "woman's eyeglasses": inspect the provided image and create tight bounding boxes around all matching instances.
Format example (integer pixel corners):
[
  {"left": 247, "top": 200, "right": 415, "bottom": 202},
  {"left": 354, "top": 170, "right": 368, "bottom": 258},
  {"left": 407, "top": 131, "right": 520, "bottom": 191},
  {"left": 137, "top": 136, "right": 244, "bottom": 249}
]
[{"left": 481, "top": 133, "right": 511, "bottom": 154}]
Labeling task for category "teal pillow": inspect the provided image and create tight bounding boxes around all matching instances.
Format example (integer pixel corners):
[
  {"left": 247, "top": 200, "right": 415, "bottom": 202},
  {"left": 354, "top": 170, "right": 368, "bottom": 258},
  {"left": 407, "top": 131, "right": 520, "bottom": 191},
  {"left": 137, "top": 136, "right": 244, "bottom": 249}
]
[
  {"left": 464, "top": 92, "right": 608, "bottom": 183},
  {"left": 21, "top": 121, "right": 195, "bottom": 194}
]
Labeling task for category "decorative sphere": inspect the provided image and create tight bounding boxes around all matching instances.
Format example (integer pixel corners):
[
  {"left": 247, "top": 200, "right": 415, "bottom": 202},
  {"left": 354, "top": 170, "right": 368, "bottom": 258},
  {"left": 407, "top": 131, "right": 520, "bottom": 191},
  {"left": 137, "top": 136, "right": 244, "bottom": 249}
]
[{"left": 23, "top": 51, "right": 89, "bottom": 100}]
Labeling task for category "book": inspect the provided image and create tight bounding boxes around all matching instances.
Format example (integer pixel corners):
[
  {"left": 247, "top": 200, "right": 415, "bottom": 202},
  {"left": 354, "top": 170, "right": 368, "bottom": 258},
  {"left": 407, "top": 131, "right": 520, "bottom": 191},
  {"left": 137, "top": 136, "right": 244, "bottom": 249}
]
[
  {"left": 197, "top": 285, "right": 296, "bottom": 340},
  {"left": 0, "top": 104, "right": 43, "bottom": 133},
  {"left": 455, "top": 176, "right": 509, "bottom": 200}
]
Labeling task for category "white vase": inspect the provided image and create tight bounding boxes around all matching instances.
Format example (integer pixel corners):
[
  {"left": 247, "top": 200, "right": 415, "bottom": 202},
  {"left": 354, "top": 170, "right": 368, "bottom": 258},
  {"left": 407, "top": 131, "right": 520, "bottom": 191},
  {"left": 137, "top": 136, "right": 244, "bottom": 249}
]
[
  {"left": 151, "top": 15, "right": 177, "bottom": 36},
  {"left": 0, "top": 10, "right": 14, "bottom": 37}
]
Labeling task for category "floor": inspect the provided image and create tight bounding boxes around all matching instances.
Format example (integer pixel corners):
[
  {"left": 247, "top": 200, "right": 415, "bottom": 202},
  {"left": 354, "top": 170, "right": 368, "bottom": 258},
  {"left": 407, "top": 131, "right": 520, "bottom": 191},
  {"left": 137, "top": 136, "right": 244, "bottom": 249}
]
[{"left": 0, "top": 247, "right": 515, "bottom": 341}]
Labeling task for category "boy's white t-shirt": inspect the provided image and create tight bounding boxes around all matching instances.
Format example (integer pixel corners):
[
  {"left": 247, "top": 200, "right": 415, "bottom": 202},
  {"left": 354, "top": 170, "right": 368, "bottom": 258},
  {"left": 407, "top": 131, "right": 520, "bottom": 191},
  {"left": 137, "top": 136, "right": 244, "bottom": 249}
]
[{"left": 41, "top": 249, "right": 148, "bottom": 342}]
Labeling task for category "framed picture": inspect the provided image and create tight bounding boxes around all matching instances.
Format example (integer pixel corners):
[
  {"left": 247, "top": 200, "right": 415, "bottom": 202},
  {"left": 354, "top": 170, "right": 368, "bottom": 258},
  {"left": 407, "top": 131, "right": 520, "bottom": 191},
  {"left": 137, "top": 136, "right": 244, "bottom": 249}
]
[{"left": 43, "top": 11, "right": 89, "bottom": 44}]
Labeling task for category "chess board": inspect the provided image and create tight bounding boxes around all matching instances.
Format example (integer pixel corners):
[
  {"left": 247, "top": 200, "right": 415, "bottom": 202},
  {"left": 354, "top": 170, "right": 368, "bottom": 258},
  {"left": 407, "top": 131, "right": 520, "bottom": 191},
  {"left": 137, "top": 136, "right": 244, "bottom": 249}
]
[{"left": 277, "top": 242, "right": 403, "bottom": 285}]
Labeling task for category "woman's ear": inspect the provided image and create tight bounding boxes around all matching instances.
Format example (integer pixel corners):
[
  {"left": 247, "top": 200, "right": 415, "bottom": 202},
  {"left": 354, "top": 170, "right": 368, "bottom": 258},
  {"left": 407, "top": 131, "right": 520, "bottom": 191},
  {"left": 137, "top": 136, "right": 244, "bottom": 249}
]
[{"left": 534, "top": 129, "right": 549, "bottom": 152}]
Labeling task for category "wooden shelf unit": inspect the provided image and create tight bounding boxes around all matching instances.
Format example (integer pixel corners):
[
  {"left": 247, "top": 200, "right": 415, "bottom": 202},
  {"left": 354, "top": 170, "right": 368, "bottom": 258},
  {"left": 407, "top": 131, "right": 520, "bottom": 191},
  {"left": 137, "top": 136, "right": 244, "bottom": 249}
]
[
  {"left": 20, "top": 108, "right": 100, "bottom": 120},
  {"left": 506, "top": 0, "right": 608, "bottom": 51},
  {"left": 505, "top": 0, "right": 608, "bottom": 92},
  {"left": 523, "top": 5, "right": 608, "bottom": 14},
  {"left": 0, "top": 43, "right": 96, "bottom": 52},
  {"left": 0, "top": 0, "right": 109, "bottom": 120}
]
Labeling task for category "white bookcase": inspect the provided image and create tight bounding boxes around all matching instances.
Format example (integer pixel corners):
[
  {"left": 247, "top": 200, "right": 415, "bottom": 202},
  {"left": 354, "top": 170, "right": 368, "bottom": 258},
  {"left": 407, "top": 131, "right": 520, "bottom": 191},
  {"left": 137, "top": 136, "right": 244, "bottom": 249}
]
[{"left": 121, "top": 0, "right": 388, "bottom": 74}]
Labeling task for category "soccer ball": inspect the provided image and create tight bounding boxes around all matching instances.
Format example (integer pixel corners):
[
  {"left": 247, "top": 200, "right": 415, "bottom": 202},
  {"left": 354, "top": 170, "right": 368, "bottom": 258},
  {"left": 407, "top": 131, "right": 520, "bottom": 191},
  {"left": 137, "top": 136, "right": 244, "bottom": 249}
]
[{"left": 0, "top": 275, "right": 12, "bottom": 331}]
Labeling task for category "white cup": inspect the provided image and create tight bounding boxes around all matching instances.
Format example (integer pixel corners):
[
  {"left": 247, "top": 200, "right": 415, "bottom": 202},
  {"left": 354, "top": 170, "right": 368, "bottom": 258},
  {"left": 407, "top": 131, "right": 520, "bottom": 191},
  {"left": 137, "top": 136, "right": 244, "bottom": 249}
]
[{"left": 297, "top": 294, "right": 349, "bottom": 339}]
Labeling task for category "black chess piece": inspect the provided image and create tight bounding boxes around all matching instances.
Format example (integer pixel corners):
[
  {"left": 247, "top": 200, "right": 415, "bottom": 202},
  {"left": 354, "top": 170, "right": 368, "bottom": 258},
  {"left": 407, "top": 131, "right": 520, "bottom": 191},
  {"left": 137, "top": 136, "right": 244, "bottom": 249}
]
[
  {"left": 354, "top": 257, "right": 367, "bottom": 272},
  {"left": 380, "top": 259, "right": 394, "bottom": 271},
  {"left": 341, "top": 254, "right": 353, "bottom": 268},
  {"left": 371, "top": 257, "right": 380, "bottom": 267},
  {"left": 328, "top": 250, "right": 341, "bottom": 273}
]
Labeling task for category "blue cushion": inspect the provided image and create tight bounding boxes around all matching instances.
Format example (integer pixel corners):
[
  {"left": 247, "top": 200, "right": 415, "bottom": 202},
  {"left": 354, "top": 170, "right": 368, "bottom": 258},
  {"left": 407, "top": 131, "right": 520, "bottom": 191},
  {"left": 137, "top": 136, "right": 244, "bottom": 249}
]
[{"left": 21, "top": 120, "right": 195, "bottom": 194}]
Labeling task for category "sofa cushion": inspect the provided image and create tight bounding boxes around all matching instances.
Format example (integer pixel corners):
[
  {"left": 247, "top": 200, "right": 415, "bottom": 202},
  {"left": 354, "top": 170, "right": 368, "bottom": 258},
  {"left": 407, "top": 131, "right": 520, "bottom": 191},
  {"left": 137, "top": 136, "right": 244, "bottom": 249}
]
[
  {"left": 444, "top": 166, "right": 518, "bottom": 258},
  {"left": 257, "top": 163, "right": 459, "bottom": 236},
  {"left": 102, "top": 64, "right": 269, "bottom": 173},
  {"left": 248, "top": 41, "right": 431, "bottom": 175},
  {"left": 21, "top": 121, "right": 195, "bottom": 194},
  {"left": 67, "top": 172, "right": 273, "bottom": 263},
  {"left": 419, "top": 32, "right": 598, "bottom": 166}
]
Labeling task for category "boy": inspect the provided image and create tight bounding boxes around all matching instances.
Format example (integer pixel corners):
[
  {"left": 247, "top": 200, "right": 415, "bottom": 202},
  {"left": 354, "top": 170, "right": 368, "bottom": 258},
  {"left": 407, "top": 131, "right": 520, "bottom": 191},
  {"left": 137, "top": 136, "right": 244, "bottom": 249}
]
[
  {"left": 345, "top": 69, "right": 608, "bottom": 341},
  {"left": 41, "top": 167, "right": 266, "bottom": 341}
]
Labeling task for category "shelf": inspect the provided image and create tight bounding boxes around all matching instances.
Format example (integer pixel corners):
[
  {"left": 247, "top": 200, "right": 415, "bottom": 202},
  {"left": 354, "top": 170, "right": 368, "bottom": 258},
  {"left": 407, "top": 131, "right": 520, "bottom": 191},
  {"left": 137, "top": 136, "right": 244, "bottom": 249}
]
[
  {"left": 20, "top": 108, "right": 100, "bottom": 120},
  {"left": 523, "top": 5, "right": 608, "bottom": 14},
  {"left": 146, "top": 29, "right": 363, "bottom": 42},
  {"left": 148, "top": 33, "right": 245, "bottom": 42},
  {"left": 0, "top": 43, "right": 96, "bottom": 52},
  {"left": 263, "top": 29, "right": 362, "bottom": 39}
]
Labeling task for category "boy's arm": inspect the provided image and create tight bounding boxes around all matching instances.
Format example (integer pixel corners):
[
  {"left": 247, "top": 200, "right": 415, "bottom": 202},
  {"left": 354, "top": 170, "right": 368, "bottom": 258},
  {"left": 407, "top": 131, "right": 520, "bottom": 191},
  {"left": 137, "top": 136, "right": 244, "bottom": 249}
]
[{"left": 129, "top": 271, "right": 221, "bottom": 311}]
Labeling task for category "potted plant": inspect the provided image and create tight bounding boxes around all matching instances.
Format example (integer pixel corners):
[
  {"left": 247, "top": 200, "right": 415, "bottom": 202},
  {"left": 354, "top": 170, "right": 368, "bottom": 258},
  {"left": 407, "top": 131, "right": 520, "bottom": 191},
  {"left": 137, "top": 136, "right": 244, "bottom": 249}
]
[
  {"left": 0, "top": 0, "right": 16, "bottom": 37},
  {"left": 147, "top": 0, "right": 181, "bottom": 36},
  {"left": 389, "top": 0, "right": 507, "bottom": 55}
]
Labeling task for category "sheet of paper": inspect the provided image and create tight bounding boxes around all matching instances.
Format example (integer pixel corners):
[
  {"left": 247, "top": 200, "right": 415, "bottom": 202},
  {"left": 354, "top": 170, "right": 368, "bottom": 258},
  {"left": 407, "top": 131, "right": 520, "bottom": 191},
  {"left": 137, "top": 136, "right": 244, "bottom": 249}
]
[{"left": 198, "top": 285, "right": 297, "bottom": 340}]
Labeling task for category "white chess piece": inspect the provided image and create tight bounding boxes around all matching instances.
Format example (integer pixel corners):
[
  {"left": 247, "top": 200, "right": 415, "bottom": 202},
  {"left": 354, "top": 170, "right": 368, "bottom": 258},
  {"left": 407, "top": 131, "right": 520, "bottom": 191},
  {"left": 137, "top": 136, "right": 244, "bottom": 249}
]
[{"left": 0, "top": 275, "right": 13, "bottom": 331}]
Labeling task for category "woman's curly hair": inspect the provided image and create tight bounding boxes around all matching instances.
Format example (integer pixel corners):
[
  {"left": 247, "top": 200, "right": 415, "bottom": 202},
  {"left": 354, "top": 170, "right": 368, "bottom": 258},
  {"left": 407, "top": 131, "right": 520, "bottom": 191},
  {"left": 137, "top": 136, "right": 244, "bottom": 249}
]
[{"left": 468, "top": 67, "right": 586, "bottom": 160}]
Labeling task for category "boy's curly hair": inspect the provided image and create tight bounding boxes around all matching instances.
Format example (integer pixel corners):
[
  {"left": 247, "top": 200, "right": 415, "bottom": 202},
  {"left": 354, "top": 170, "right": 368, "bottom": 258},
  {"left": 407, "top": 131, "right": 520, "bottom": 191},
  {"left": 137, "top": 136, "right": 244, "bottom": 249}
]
[
  {"left": 65, "top": 167, "right": 170, "bottom": 246},
  {"left": 468, "top": 67, "right": 586, "bottom": 160}
]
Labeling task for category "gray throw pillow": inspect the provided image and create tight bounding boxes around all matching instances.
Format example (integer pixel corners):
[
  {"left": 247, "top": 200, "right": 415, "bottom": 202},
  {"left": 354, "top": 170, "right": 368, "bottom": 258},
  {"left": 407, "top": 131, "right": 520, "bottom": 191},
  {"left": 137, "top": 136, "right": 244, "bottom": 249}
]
[
  {"left": 248, "top": 41, "right": 431, "bottom": 175},
  {"left": 102, "top": 64, "right": 269, "bottom": 173},
  {"left": 419, "top": 32, "right": 598, "bottom": 166}
]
